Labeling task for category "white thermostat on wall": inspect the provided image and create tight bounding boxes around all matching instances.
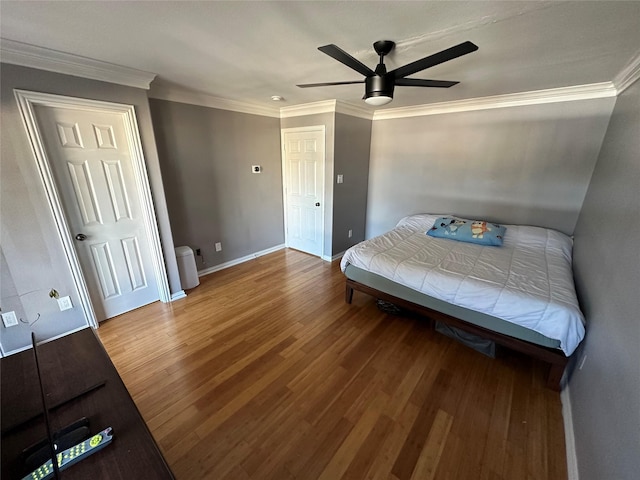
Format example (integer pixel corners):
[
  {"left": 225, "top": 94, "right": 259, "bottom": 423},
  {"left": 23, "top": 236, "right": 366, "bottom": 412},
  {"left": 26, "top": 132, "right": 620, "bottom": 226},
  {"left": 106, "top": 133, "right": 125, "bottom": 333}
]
[{"left": 252, "top": 165, "right": 262, "bottom": 173}]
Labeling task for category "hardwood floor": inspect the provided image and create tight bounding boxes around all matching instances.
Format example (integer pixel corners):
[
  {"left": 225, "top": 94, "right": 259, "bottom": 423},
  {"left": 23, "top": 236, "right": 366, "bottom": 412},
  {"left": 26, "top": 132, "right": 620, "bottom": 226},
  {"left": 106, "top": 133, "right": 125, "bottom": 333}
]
[{"left": 97, "top": 248, "right": 567, "bottom": 480}]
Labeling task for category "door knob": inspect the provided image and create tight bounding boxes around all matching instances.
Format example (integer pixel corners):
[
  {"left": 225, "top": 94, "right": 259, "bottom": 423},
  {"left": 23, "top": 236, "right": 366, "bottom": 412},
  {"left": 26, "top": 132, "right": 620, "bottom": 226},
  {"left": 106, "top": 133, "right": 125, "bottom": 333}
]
[
  {"left": 315, "top": 202, "right": 320, "bottom": 206},
  {"left": 75, "top": 233, "right": 88, "bottom": 241}
]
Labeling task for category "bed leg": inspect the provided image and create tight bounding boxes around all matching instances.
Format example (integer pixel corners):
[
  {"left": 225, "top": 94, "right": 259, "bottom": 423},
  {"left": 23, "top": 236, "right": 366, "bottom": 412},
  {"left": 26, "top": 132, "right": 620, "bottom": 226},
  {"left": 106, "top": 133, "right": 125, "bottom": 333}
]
[
  {"left": 547, "top": 363, "right": 565, "bottom": 391},
  {"left": 345, "top": 284, "right": 354, "bottom": 304}
]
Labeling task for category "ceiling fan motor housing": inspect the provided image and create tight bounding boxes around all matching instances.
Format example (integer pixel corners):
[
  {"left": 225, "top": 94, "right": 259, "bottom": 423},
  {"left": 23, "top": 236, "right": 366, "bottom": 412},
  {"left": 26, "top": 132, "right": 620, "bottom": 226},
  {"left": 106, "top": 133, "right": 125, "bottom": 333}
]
[{"left": 365, "top": 75, "right": 395, "bottom": 99}]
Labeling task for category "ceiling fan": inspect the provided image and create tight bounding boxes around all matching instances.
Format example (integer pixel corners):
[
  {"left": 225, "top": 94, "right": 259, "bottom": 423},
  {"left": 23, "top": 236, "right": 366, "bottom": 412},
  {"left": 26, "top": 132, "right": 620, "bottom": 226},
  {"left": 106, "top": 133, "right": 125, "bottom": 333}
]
[{"left": 297, "top": 40, "right": 478, "bottom": 106}]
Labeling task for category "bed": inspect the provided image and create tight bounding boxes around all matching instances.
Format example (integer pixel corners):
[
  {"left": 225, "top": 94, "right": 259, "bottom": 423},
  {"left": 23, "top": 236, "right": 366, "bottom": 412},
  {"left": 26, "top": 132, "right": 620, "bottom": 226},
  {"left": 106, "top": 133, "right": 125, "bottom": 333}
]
[{"left": 340, "top": 214, "right": 585, "bottom": 390}]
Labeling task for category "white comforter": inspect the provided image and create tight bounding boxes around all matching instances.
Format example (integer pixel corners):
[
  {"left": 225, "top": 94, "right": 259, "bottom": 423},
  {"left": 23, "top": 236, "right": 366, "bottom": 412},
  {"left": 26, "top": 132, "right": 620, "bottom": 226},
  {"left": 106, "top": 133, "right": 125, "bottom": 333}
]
[{"left": 340, "top": 214, "right": 585, "bottom": 355}]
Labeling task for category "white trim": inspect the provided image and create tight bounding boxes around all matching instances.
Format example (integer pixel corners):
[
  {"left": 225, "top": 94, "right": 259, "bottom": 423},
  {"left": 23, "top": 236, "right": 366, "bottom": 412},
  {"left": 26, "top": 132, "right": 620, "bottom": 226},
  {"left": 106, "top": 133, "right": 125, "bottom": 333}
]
[
  {"left": 171, "top": 290, "right": 187, "bottom": 301},
  {"left": 372, "top": 82, "right": 617, "bottom": 120},
  {"left": 0, "top": 325, "right": 89, "bottom": 357},
  {"left": 14, "top": 90, "right": 171, "bottom": 328},
  {"left": 327, "top": 251, "right": 345, "bottom": 262},
  {"left": 149, "top": 84, "right": 281, "bottom": 118},
  {"left": 281, "top": 126, "right": 326, "bottom": 259},
  {"left": 198, "top": 244, "right": 286, "bottom": 277},
  {"left": 1, "top": 344, "right": 31, "bottom": 357},
  {"left": 278, "top": 98, "right": 375, "bottom": 120},
  {"left": 321, "top": 252, "right": 344, "bottom": 262},
  {"left": 561, "top": 384, "right": 580, "bottom": 480},
  {"left": 613, "top": 50, "right": 640, "bottom": 95},
  {"left": 280, "top": 125, "right": 328, "bottom": 134},
  {"left": 320, "top": 252, "right": 344, "bottom": 263},
  {"left": 148, "top": 89, "right": 373, "bottom": 120},
  {"left": 118, "top": 100, "right": 172, "bottom": 304},
  {"left": 335, "top": 102, "right": 374, "bottom": 120},
  {"left": 278, "top": 83, "right": 617, "bottom": 122},
  {"left": 1, "top": 38, "right": 156, "bottom": 90},
  {"left": 280, "top": 100, "right": 337, "bottom": 118},
  {"left": 0, "top": 35, "right": 630, "bottom": 119}
]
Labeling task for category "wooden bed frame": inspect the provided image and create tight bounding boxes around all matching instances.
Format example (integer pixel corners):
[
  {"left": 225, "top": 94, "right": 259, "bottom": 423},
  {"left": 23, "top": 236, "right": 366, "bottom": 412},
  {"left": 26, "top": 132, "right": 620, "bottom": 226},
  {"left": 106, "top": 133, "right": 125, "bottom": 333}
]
[{"left": 345, "top": 278, "right": 569, "bottom": 391}]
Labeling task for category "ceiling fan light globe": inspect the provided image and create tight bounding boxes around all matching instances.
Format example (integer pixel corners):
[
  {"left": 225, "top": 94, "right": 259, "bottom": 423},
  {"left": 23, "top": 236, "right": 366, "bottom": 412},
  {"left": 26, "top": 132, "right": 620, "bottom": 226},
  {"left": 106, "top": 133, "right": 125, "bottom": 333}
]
[{"left": 364, "top": 95, "right": 393, "bottom": 106}]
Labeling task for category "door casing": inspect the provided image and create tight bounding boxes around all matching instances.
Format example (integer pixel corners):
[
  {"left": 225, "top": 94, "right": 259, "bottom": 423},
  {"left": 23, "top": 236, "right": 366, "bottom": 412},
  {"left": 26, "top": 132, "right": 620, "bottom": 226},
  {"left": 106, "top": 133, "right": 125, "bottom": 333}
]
[
  {"left": 14, "top": 89, "right": 171, "bottom": 328},
  {"left": 281, "top": 125, "right": 326, "bottom": 258}
]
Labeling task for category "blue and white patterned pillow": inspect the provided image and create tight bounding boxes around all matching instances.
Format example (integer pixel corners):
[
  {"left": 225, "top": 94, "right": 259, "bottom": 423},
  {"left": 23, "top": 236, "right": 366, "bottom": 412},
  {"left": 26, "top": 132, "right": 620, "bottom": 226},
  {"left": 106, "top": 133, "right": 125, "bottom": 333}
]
[{"left": 427, "top": 217, "right": 506, "bottom": 246}]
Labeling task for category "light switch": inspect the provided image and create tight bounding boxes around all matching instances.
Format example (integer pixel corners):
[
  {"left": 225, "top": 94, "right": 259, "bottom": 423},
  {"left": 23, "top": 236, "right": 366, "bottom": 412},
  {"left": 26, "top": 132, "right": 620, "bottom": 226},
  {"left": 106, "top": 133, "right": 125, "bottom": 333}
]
[{"left": 337, "top": 174, "right": 344, "bottom": 184}]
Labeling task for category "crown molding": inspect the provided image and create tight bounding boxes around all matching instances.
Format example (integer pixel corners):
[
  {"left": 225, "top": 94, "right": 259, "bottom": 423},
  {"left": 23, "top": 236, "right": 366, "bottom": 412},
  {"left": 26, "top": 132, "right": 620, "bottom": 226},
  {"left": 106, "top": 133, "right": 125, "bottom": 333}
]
[
  {"left": 0, "top": 38, "right": 156, "bottom": 89},
  {"left": 613, "top": 50, "right": 640, "bottom": 95},
  {"left": 148, "top": 85, "right": 280, "bottom": 118},
  {"left": 3, "top": 35, "right": 628, "bottom": 120},
  {"left": 279, "top": 100, "right": 373, "bottom": 120},
  {"left": 372, "top": 82, "right": 617, "bottom": 121},
  {"left": 335, "top": 101, "right": 374, "bottom": 120},
  {"left": 279, "top": 100, "right": 337, "bottom": 118}
]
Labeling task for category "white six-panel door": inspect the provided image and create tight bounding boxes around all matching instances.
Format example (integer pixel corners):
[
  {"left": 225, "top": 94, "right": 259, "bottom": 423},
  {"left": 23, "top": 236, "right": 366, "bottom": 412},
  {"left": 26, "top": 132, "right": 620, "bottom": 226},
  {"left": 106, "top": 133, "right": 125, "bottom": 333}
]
[
  {"left": 282, "top": 128, "right": 325, "bottom": 257},
  {"left": 31, "top": 104, "right": 160, "bottom": 321}
]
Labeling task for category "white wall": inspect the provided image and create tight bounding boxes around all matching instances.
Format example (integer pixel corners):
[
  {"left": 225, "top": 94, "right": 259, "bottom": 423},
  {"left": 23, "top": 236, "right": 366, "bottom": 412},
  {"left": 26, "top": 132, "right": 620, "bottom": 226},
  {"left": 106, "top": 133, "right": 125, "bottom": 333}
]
[{"left": 366, "top": 98, "right": 615, "bottom": 237}]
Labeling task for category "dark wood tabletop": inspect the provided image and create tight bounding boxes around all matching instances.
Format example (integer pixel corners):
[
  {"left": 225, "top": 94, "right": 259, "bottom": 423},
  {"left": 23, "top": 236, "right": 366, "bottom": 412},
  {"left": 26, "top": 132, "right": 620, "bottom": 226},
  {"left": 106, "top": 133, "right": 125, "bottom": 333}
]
[{"left": 1, "top": 327, "right": 174, "bottom": 479}]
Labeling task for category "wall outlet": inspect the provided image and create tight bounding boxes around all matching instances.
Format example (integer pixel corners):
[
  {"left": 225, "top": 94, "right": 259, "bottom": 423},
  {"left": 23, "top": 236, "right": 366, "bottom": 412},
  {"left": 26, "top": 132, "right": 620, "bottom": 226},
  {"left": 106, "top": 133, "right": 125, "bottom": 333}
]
[
  {"left": 195, "top": 248, "right": 201, "bottom": 256},
  {"left": 1, "top": 311, "right": 19, "bottom": 328},
  {"left": 337, "top": 174, "right": 344, "bottom": 184},
  {"left": 215, "top": 242, "right": 222, "bottom": 252},
  {"left": 57, "top": 296, "right": 73, "bottom": 311},
  {"left": 348, "top": 229, "right": 353, "bottom": 238},
  {"left": 252, "top": 165, "right": 261, "bottom": 173}
]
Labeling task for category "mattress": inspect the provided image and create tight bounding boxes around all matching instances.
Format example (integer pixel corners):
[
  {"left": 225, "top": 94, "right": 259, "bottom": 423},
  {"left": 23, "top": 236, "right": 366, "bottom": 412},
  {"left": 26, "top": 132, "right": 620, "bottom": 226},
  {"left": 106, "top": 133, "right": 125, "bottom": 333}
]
[
  {"left": 341, "top": 214, "right": 585, "bottom": 356},
  {"left": 344, "top": 264, "right": 561, "bottom": 350}
]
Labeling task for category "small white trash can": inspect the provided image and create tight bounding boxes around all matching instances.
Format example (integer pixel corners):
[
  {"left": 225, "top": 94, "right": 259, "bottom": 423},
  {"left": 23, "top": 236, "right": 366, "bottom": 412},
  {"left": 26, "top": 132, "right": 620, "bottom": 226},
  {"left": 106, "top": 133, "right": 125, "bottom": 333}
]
[{"left": 175, "top": 246, "right": 200, "bottom": 290}]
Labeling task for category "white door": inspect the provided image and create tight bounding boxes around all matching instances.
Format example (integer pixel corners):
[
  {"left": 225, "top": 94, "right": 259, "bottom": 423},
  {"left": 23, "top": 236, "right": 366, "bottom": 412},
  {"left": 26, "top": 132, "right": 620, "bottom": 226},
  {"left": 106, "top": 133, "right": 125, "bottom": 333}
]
[
  {"left": 282, "top": 128, "right": 325, "bottom": 257},
  {"left": 32, "top": 104, "right": 159, "bottom": 321}
]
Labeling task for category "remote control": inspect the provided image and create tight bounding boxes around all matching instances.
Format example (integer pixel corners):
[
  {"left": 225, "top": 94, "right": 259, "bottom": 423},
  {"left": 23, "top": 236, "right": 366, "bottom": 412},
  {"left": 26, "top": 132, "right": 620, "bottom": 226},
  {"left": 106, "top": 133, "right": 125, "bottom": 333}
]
[{"left": 22, "top": 427, "right": 113, "bottom": 480}]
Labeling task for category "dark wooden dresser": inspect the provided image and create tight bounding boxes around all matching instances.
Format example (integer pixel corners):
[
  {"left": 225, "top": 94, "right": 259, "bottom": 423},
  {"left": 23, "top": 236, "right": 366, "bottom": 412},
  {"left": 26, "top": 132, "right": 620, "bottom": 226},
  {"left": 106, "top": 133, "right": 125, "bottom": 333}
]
[{"left": 1, "top": 327, "right": 174, "bottom": 479}]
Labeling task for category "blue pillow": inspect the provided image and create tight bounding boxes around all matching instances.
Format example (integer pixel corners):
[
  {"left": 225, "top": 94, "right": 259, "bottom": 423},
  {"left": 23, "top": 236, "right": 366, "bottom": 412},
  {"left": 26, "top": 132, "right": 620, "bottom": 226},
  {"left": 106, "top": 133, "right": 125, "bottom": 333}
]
[{"left": 427, "top": 217, "right": 506, "bottom": 246}]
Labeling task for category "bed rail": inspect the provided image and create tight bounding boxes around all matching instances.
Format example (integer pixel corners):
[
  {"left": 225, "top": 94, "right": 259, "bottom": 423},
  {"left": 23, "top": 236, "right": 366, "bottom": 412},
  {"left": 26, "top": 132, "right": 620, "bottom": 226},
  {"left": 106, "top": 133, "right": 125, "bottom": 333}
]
[{"left": 345, "top": 278, "right": 568, "bottom": 391}]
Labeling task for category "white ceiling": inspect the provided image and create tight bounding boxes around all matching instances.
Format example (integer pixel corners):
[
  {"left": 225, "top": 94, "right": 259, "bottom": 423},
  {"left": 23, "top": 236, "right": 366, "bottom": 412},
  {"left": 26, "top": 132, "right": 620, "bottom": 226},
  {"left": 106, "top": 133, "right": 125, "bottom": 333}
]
[{"left": 2, "top": 1, "right": 640, "bottom": 111}]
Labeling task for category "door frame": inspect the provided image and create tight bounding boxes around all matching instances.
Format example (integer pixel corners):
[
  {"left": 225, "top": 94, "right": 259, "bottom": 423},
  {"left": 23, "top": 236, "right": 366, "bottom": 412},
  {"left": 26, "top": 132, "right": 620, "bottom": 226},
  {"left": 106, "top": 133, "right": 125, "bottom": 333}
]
[
  {"left": 14, "top": 89, "right": 171, "bottom": 328},
  {"left": 280, "top": 125, "right": 326, "bottom": 258}
]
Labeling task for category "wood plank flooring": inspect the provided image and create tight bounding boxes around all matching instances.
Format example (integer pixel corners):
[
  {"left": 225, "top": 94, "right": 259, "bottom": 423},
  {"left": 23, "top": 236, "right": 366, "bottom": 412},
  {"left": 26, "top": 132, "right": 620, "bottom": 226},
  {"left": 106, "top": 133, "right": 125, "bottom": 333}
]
[{"left": 97, "top": 248, "right": 567, "bottom": 480}]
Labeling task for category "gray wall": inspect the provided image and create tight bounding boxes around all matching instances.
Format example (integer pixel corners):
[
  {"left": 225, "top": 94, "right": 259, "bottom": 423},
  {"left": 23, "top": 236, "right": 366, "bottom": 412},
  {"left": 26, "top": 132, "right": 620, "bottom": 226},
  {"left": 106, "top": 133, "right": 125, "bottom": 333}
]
[
  {"left": 366, "top": 98, "right": 616, "bottom": 237},
  {"left": 281, "top": 113, "right": 336, "bottom": 258},
  {"left": 570, "top": 80, "right": 640, "bottom": 480},
  {"left": 332, "top": 113, "right": 372, "bottom": 255},
  {"left": 0, "top": 63, "right": 181, "bottom": 354},
  {"left": 150, "top": 99, "right": 284, "bottom": 268}
]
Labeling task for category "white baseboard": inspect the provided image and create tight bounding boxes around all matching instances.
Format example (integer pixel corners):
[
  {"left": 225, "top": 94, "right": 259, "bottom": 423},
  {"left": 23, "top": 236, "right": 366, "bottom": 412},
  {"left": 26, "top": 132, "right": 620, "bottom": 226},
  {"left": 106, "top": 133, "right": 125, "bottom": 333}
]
[
  {"left": 322, "top": 250, "right": 345, "bottom": 262},
  {"left": 170, "top": 290, "right": 187, "bottom": 301},
  {"left": 561, "top": 384, "right": 579, "bottom": 480},
  {"left": 198, "top": 244, "right": 286, "bottom": 277},
  {"left": 1, "top": 324, "right": 90, "bottom": 357}
]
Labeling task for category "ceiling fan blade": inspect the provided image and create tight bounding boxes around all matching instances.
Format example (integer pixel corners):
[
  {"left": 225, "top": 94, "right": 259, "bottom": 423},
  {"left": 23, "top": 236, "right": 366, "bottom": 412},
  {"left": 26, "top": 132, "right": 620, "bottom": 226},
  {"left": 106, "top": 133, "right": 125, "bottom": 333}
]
[
  {"left": 390, "top": 41, "right": 478, "bottom": 79},
  {"left": 297, "top": 80, "right": 364, "bottom": 88},
  {"left": 318, "top": 44, "right": 376, "bottom": 77},
  {"left": 395, "top": 78, "right": 459, "bottom": 88}
]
